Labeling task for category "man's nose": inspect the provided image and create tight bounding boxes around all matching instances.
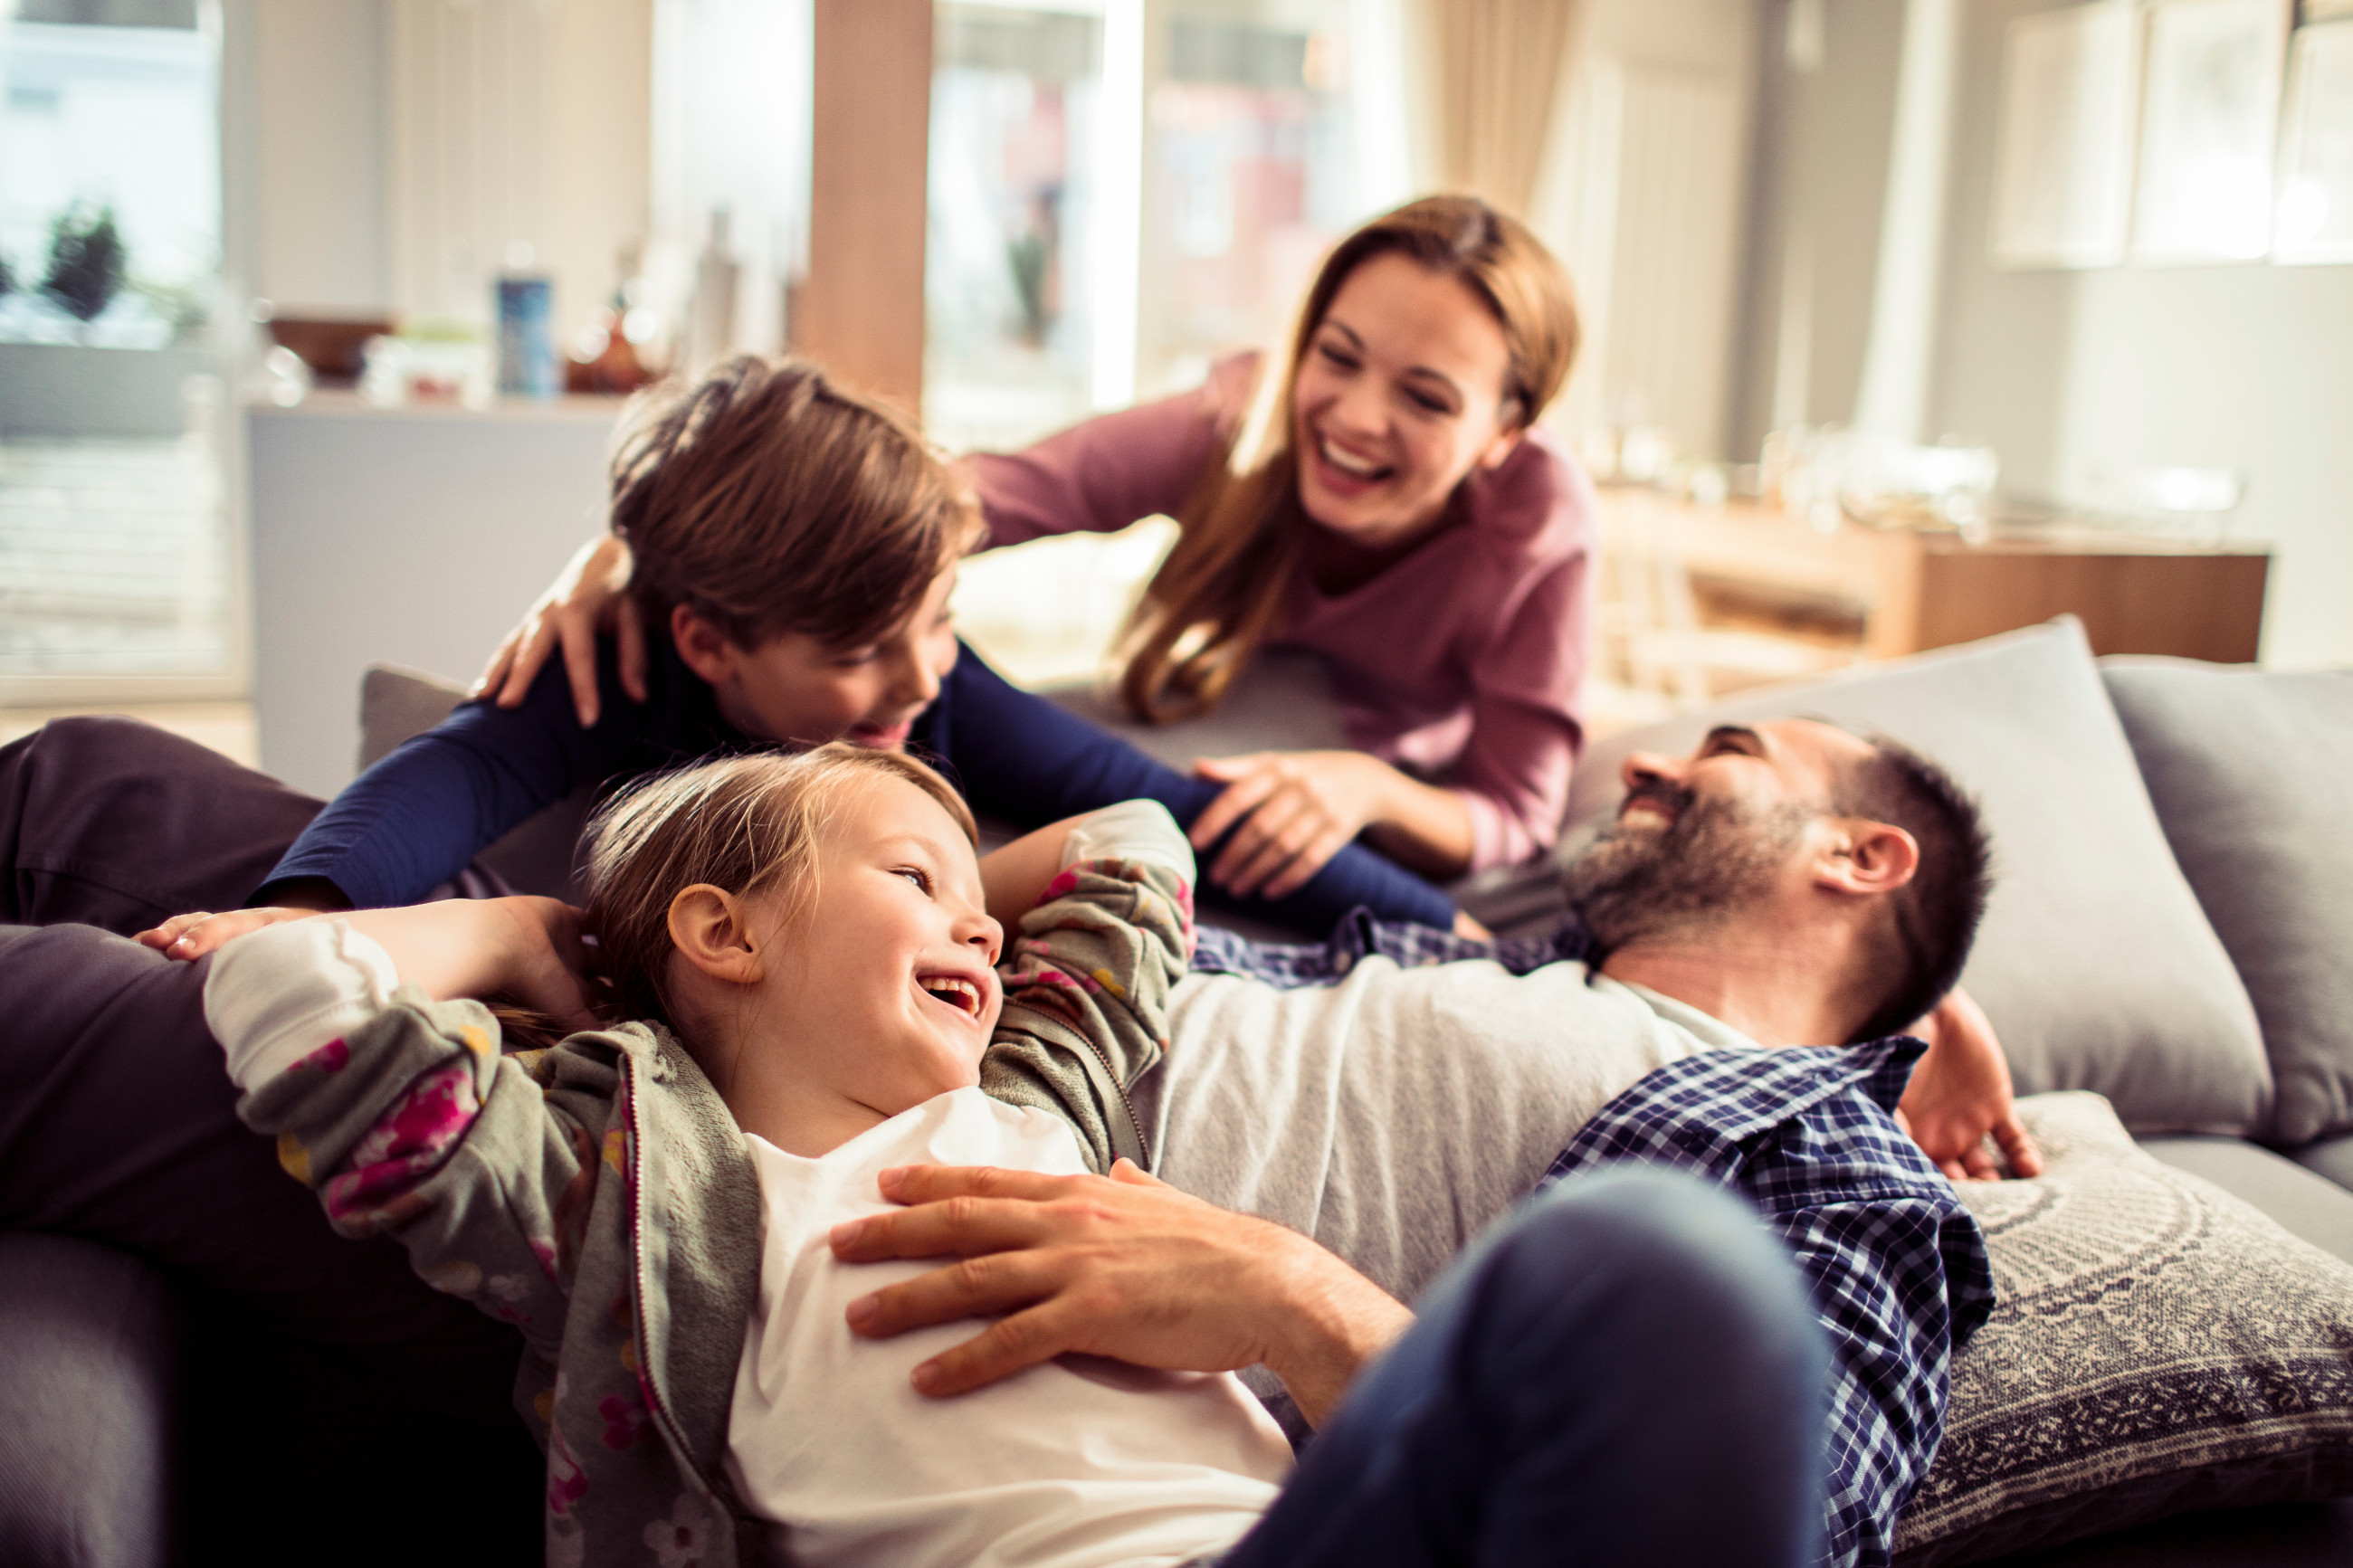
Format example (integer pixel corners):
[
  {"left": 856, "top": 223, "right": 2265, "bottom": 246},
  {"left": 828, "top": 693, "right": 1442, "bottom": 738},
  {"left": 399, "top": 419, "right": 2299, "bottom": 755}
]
[{"left": 1621, "top": 749, "right": 1680, "bottom": 792}]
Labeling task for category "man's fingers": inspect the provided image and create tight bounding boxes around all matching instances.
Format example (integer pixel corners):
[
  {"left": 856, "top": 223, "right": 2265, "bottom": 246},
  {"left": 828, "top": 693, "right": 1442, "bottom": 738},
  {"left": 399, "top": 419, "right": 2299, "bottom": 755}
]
[
  {"left": 1188, "top": 769, "right": 1279, "bottom": 851},
  {"left": 829, "top": 1195, "right": 1056, "bottom": 1264},
  {"left": 615, "top": 597, "right": 651, "bottom": 705},
  {"left": 845, "top": 1247, "right": 1062, "bottom": 1341},
  {"left": 878, "top": 1163, "right": 1077, "bottom": 1205},
  {"left": 1958, "top": 1140, "right": 2002, "bottom": 1182},
  {"left": 1992, "top": 1117, "right": 2044, "bottom": 1179},
  {"left": 909, "top": 1301, "right": 1080, "bottom": 1397}
]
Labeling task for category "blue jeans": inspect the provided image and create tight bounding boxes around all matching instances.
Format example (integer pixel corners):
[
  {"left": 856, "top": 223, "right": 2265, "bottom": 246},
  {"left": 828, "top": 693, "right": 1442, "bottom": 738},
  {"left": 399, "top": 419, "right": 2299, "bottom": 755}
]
[{"left": 1224, "top": 1167, "right": 1828, "bottom": 1568}]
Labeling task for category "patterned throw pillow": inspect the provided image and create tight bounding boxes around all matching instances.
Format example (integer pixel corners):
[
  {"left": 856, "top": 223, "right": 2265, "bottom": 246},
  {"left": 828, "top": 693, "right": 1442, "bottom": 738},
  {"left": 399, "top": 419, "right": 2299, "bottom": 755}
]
[{"left": 1893, "top": 1094, "right": 2353, "bottom": 1565}]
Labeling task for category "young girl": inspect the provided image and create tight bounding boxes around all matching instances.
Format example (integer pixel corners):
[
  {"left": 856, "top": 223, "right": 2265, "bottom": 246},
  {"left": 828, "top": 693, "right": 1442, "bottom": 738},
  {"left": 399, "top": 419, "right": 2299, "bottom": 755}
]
[
  {"left": 188, "top": 746, "right": 1828, "bottom": 1568},
  {"left": 221, "top": 355, "right": 1460, "bottom": 955},
  {"left": 488, "top": 195, "right": 1590, "bottom": 905}
]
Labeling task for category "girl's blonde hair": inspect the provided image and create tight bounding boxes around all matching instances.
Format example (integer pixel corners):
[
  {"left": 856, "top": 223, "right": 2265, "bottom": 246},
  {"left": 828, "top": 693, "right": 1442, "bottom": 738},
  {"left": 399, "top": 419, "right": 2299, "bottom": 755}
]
[
  {"left": 1117, "top": 194, "right": 1580, "bottom": 722},
  {"left": 582, "top": 745, "right": 976, "bottom": 1037}
]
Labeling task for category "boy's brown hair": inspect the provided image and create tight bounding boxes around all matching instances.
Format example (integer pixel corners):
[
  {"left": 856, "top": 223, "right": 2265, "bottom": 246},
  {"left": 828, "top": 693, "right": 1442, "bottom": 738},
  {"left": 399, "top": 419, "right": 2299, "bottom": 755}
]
[{"left": 608, "top": 356, "right": 980, "bottom": 652}]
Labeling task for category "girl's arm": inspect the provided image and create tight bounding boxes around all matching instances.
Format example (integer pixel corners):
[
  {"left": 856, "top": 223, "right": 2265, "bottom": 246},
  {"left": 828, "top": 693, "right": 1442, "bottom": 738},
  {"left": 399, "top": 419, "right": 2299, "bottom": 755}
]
[
  {"left": 202, "top": 906, "right": 611, "bottom": 1360},
  {"left": 982, "top": 801, "right": 1198, "bottom": 1174},
  {"left": 936, "top": 647, "right": 1460, "bottom": 934}
]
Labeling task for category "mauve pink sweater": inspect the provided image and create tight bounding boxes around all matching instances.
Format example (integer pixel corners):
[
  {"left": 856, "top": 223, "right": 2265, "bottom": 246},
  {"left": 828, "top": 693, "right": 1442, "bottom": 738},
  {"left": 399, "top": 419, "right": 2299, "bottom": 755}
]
[{"left": 968, "top": 373, "right": 1598, "bottom": 872}]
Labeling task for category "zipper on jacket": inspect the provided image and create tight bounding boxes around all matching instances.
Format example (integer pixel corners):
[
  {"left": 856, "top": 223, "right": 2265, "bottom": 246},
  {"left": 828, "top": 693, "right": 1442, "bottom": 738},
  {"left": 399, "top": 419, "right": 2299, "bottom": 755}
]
[
  {"left": 1081, "top": 1034, "right": 1153, "bottom": 1173},
  {"left": 624, "top": 1053, "right": 731, "bottom": 1506}
]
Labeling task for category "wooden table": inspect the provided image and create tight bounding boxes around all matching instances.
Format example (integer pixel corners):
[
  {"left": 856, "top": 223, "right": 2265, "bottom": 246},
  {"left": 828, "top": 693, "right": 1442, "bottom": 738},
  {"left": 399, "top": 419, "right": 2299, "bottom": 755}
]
[{"left": 1597, "top": 490, "right": 2272, "bottom": 664}]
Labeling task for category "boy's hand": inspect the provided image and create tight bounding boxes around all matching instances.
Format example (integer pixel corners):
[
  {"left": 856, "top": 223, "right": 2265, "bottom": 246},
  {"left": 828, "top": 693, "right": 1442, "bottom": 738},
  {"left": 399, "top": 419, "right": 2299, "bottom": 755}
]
[{"left": 472, "top": 534, "right": 648, "bottom": 727}]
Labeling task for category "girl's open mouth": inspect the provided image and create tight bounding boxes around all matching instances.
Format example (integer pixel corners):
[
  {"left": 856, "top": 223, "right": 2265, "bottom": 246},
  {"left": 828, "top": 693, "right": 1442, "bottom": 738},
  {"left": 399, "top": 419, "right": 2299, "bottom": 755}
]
[{"left": 919, "top": 974, "right": 982, "bottom": 1016}]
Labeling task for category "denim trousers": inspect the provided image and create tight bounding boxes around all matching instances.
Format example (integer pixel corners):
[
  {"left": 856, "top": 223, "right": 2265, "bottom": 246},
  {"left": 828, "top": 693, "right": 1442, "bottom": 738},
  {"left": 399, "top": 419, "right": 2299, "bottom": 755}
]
[{"left": 1226, "top": 1166, "right": 1829, "bottom": 1568}]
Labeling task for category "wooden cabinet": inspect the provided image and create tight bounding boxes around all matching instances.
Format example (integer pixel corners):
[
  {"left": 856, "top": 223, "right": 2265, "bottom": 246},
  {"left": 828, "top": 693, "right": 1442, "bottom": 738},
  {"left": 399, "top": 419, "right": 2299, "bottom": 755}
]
[{"left": 1601, "top": 490, "right": 2272, "bottom": 665}]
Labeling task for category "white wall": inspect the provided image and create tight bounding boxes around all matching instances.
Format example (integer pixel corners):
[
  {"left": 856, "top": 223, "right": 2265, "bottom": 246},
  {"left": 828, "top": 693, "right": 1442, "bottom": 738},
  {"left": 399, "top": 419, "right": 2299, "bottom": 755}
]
[
  {"left": 242, "top": 0, "right": 387, "bottom": 313},
  {"left": 1932, "top": 0, "right": 2353, "bottom": 667}
]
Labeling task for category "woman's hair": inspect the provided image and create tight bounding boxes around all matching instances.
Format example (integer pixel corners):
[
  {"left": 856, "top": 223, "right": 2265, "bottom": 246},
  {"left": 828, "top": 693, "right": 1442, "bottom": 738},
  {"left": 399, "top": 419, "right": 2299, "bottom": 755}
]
[
  {"left": 608, "top": 355, "right": 981, "bottom": 652},
  {"left": 1118, "top": 194, "right": 1580, "bottom": 722},
  {"left": 581, "top": 744, "right": 977, "bottom": 1037}
]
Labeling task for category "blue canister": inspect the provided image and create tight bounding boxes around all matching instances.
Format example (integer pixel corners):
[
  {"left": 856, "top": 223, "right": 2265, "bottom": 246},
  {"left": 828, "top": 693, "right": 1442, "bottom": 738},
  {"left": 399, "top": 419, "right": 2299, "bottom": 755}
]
[{"left": 496, "top": 275, "right": 558, "bottom": 398}]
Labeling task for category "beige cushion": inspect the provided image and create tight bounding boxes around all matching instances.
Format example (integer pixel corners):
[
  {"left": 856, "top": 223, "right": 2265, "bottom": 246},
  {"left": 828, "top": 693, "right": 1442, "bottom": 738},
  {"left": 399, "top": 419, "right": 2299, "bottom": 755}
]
[{"left": 1561, "top": 619, "right": 2272, "bottom": 1136}]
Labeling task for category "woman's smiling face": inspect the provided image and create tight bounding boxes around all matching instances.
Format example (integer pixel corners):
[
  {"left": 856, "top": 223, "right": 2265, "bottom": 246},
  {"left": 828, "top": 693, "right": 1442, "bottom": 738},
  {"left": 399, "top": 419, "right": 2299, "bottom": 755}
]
[{"left": 1290, "top": 252, "right": 1525, "bottom": 550}]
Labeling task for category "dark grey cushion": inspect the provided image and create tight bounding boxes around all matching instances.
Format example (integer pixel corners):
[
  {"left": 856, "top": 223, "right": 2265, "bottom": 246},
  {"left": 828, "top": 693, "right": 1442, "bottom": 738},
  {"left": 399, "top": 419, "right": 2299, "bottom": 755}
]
[
  {"left": 1893, "top": 1095, "right": 2353, "bottom": 1566},
  {"left": 2101, "top": 660, "right": 2353, "bottom": 1146},
  {"left": 1563, "top": 620, "right": 2272, "bottom": 1134},
  {"left": 0, "top": 1233, "right": 178, "bottom": 1568}
]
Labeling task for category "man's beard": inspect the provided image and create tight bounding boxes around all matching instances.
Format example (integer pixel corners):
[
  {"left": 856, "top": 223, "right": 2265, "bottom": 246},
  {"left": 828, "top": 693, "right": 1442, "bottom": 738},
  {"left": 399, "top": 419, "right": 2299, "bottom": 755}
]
[{"left": 1562, "top": 779, "right": 1809, "bottom": 954}]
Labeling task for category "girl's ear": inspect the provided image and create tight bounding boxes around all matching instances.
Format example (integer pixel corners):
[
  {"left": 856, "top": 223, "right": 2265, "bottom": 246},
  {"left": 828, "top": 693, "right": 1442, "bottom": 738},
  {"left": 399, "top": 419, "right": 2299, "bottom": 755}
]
[
  {"left": 672, "top": 604, "right": 738, "bottom": 688},
  {"left": 668, "top": 884, "right": 765, "bottom": 984},
  {"left": 1475, "top": 407, "right": 1528, "bottom": 471}
]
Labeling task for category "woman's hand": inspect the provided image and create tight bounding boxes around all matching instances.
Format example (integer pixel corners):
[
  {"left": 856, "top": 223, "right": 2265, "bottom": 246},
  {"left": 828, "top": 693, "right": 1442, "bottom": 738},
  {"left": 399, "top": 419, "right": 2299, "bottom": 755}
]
[
  {"left": 1189, "top": 750, "right": 1476, "bottom": 898},
  {"left": 1897, "top": 987, "right": 2044, "bottom": 1182},
  {"left": 472, "top": 535, "right": 648, "bottom": 727},
  {"left": 1189, "top": 750, "right": 1397, "bottom": 898}
]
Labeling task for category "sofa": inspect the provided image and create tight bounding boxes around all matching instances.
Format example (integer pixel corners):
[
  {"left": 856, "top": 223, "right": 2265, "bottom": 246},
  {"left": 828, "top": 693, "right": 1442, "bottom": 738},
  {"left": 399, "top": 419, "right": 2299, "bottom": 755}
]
[{"left": 5, "top": 616, "right": 2349, "bottom": 1565}]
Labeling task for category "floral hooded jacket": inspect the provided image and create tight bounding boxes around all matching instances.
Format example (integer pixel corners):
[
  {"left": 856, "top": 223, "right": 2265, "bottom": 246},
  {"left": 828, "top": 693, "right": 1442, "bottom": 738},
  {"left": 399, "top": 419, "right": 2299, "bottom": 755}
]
[{"left": 230, "top": 857, "right": 1193, "bottom": 1568}]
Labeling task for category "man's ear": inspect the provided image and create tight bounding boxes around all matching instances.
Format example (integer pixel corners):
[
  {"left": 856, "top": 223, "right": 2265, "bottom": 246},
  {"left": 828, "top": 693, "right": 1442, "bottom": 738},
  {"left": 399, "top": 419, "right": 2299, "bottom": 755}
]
[
  {"left": 1814, "top": 820, "right": 1920, "bottom": 898},
  {"left": 667, "top": 884, "right": 766, "bottom": 985},
  {"left": 672, "top": 604, "right": 738, "bottom": 688}
]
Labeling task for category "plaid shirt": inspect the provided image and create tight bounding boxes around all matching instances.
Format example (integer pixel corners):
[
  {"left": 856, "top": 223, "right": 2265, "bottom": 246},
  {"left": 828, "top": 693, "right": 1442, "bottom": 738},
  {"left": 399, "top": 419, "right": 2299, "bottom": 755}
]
[{"left": 1193, "top": 914, "right": 1996, "bottom": 1568}]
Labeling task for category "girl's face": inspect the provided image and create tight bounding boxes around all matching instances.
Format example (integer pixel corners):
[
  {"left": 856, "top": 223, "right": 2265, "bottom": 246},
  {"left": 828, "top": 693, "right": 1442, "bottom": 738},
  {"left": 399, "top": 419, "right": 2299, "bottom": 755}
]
[
  {"left": 1290, "top": 252, "right": 1525, "bottom": 550},
  {"left": 676, "top": 557, "right": 961, "bottom": 749},
  {"left": 748, "top": 774, "right": 1005, "bottom": 1132}
]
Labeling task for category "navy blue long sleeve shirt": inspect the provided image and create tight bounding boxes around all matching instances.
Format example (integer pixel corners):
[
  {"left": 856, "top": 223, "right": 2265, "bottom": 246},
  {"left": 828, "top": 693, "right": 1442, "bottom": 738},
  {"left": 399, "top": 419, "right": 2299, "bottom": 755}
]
[{"left": 262, "top": 637, "right": 1459, "bottom": 936}]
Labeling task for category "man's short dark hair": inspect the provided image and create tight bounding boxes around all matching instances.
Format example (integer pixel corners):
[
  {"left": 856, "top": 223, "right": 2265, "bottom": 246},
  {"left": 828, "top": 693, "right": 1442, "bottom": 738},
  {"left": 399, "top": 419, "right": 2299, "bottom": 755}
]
[{"left": 1834, "top": 738, "right": 1993, "bottom": 1042}]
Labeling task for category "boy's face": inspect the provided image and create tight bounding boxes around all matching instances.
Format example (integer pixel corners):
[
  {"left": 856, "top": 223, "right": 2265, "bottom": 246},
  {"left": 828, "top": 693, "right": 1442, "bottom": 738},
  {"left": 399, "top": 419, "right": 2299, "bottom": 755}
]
[
  {"left": 676, "top": 559, "right": 961, "bottom": 748},
  {"left": 748, "top": 774, "right": 1005, "bottom": 1123}
]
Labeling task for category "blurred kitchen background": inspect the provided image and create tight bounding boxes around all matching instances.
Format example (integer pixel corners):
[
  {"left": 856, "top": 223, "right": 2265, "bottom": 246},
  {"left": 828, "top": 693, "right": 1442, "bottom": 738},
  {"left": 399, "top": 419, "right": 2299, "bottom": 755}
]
[{"left": 1, "top": 0, "right": 2346, "bottom": 795}]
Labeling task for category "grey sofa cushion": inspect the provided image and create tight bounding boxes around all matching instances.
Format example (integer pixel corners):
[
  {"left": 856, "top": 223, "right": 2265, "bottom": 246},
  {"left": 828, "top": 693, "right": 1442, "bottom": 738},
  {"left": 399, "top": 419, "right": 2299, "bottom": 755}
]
[
  {"left": 2293, "top": 1134, "right": 2353, "bottom": 1195},
  {"left": 2137, "top": 1136, "right": 2353, "bottom": 1265},
  {"left": 2100, "top": 660, "right": 2353, "bottom": 1146},
  {"left": 1892, "top": 1094, "right": 2353, "bottom": 1566},
  {"left": 1563, "top": 619, "right": 2271, "bottom": 1134}
]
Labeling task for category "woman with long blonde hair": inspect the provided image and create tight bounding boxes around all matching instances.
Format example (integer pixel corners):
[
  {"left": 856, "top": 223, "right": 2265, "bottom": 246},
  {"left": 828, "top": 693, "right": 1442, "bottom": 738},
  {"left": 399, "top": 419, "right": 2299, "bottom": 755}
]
[{"left": 484, "top": 194, "right": 1590, "bottom": 911}]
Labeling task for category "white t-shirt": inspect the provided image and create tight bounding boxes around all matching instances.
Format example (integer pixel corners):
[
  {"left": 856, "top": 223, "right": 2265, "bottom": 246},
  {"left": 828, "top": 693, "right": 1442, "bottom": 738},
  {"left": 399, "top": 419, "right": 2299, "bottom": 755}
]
[
  {"left": 1145, "top": 955, "right": 1757, "bottom": 1307},
  {"left": 726, "top": 1088, "right": 1292, "bottom": 1568}
]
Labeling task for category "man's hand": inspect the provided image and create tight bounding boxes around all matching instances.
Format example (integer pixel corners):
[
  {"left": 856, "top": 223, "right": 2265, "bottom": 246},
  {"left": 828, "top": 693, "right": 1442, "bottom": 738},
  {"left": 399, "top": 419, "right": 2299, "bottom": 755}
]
[
  {"left": 1899, "top": 988, "right": 2044, "bottom": 1181},
  {"left": 829, "top": 1160, "right": 1411, "bottom": 1426},
  {"left": 471, "top": 534, "right": 648, "bottom": 727}
]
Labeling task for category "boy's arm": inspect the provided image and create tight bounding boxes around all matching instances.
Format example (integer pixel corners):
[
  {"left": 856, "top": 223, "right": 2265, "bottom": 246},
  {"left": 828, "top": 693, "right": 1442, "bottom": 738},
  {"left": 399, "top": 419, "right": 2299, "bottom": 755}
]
[
  {"left": 256, "top": 647, "right": 645, "bottom": 911},
  {"left": 980, "top": 801, "right": 1195, "bottom": 1174},
  {"left": 205, "top": 918, "right": 618, "bottom": 1361}
]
